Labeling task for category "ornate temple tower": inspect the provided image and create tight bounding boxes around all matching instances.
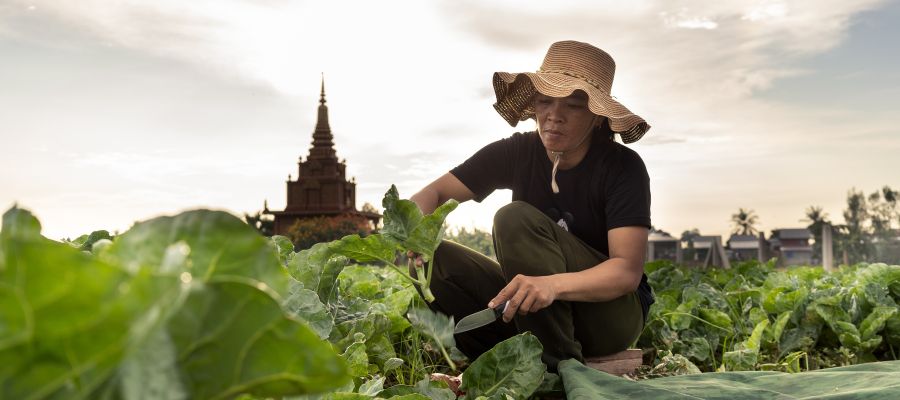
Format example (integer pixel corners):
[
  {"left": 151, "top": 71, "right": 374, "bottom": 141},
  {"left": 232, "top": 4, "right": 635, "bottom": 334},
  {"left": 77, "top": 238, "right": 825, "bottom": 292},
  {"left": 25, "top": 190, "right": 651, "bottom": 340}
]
[{"left": 271, "top": 77, "right": 380, "bottom": 235}]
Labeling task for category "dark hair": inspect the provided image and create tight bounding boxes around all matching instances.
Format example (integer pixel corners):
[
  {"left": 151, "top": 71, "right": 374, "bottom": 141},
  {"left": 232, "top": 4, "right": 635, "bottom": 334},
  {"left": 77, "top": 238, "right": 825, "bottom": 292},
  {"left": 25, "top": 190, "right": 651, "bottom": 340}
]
[{"left": 593, "top": 117, "right": 616, "bottom": 141}]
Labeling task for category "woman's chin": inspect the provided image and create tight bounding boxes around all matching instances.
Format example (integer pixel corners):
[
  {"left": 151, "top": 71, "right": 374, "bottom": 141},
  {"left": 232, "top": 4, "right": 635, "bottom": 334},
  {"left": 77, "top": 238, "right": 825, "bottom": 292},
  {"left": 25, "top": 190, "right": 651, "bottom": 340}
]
[{"left": 541, "top": 139, "right": 567, "bottom": 152}]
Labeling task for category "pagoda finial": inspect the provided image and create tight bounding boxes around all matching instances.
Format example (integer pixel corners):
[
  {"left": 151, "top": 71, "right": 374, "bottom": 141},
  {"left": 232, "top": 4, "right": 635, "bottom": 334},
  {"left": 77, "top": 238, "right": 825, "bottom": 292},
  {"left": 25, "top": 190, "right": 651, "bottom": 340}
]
[
  {"left": 309, "top": 73, "right": 336, "bottom": 160},
  {"left": 319, "top": 73, "right": 326, "bottom": 105}
]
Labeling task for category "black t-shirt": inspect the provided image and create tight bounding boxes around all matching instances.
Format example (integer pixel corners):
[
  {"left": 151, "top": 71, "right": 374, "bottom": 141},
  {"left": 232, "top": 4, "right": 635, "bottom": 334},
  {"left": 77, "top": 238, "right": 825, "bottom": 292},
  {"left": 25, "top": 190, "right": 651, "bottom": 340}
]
[{"left": 450, "top": 131, "right": 654, "bottom": 318}]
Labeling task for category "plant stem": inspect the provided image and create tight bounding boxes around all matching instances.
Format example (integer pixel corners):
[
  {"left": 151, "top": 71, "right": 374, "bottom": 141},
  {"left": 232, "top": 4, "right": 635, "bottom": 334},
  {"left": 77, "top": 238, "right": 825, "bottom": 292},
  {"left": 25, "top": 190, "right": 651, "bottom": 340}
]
[
  {"left": 415, "top": 264, "right": 434, "bottom": 302},
  {"left": 661, "top": 312, "right": 732, "bottom": 332},
  {"left": 384, "top": 261, "right": 421, "bottom": 286},
  {"left": 437, "top": 342, "right": 457, "bottom": 371}
]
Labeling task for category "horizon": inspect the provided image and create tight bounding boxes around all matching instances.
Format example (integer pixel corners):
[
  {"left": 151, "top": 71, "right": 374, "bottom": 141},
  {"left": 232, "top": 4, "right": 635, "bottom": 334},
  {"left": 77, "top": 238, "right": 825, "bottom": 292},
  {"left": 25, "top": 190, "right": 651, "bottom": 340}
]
[{"left": 2, "top": 0, "right": 898, "bottom": 241}]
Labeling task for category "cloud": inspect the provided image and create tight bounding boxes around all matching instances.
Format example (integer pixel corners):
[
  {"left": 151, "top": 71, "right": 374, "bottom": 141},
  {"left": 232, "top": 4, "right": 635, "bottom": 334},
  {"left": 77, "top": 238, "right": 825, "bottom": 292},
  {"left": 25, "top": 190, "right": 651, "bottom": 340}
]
[{"left": 2, "top": 0, "right": 897, "bottom": 239}]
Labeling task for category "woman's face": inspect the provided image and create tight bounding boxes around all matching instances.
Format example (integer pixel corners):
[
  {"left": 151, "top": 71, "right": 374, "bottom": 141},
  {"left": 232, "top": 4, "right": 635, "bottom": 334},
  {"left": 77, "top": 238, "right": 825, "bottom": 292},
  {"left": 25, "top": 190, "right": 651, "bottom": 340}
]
[{"left": 533, "top": 91, "right": 598, "bottom": 152}]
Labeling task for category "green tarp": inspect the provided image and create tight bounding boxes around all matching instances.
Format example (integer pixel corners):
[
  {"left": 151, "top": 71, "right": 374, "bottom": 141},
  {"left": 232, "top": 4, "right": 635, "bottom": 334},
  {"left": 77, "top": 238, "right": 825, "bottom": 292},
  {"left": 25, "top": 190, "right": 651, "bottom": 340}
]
[{"left": 559, "top": 360, "right": 900, "bottom": 399}]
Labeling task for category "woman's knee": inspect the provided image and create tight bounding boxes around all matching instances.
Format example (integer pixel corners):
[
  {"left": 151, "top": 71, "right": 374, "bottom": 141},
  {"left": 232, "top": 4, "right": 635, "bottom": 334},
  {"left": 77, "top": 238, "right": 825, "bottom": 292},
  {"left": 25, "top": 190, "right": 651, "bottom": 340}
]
[{"left": 493, "top": 201, "right": 547, "bottom": 238}]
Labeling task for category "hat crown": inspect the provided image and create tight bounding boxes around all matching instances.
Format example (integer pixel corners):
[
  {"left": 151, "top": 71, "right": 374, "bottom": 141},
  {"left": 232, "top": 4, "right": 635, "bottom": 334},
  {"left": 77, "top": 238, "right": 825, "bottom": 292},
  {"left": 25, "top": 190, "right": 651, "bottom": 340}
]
[{"left": 539, "top": 41, "right": 616, "bottom": 94}]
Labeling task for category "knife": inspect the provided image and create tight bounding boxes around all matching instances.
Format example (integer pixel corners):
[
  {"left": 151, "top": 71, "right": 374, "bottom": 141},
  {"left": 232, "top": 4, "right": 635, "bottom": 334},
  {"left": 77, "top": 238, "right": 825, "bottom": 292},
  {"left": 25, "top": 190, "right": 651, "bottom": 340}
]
[{"left": 453, "top": 301, "right": 509, "bottom": 334}]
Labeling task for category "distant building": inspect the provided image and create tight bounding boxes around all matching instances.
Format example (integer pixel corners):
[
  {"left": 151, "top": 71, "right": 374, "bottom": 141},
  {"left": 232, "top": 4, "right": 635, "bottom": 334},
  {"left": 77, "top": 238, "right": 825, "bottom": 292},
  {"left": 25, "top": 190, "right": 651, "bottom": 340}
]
[
  {"left": 684, "top": 235, "right": 729, "bottom": 268},
  {"left": 647, "top": 231, "right": 682, "bottom": 263},
  {"left": 727, "top": 234, "right": 762, "bottom": 261},
  {"left": 770, "top": 228, "right": 812, "bottom": 266},
  {"left": 269, "top": 78, "right": 380, "bottom": 236}
]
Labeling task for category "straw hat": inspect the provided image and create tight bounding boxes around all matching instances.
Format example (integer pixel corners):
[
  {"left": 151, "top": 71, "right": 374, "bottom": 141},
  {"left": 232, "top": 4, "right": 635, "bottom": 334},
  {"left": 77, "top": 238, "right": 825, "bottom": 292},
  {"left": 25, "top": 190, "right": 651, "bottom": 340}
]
[{"left": 492, "top": 40, "right": 650, "bottom": 143}]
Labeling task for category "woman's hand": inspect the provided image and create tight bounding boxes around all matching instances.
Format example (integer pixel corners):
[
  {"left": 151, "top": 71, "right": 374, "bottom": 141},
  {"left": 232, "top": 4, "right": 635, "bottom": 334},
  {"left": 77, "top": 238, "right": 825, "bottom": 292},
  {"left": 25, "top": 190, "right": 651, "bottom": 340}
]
[
  {"left": 489, "top": 274, "right": 559, "bottom": 322},
  {"left": 406, "top": 250, "right": 424, "bottom": 267}
]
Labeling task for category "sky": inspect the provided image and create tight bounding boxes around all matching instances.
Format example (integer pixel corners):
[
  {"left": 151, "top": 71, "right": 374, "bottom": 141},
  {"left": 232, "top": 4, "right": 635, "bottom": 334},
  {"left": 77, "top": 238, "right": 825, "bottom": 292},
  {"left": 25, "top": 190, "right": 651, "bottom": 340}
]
[{"left": 1, "top": 0, "right": 899, "bottom": 240}]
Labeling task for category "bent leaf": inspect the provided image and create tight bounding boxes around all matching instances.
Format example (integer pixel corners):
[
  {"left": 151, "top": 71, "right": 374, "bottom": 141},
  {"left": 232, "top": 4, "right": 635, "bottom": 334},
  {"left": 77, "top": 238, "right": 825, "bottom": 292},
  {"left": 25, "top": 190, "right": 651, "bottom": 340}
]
[
  {"left": 380, "top": 185, "right": 458, "bottom": 261},
  {"left": 407, "top": 308, "right": 455, "bottom": 349},
  {"left": 459, "top": 333, "right": 545, "bottom": 400}
]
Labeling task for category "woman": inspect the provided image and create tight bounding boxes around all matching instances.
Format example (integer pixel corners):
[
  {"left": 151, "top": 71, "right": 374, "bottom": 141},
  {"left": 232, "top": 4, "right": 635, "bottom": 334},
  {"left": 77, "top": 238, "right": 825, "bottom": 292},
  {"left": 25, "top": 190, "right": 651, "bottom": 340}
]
[{"left": 410, "top": 40, "right": 654, "bottom": 370}]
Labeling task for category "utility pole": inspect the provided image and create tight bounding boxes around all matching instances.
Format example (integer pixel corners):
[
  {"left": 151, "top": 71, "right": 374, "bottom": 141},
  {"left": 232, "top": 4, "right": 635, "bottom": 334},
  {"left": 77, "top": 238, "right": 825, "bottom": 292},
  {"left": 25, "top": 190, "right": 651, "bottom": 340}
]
[{"left": 822, "top": 223, "right": 834, "bottom": 272}]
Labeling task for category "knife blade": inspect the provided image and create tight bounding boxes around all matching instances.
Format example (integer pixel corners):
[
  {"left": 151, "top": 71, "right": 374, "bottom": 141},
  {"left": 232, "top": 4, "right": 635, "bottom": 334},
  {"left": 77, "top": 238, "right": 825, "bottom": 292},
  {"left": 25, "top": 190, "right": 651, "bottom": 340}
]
[{"left": 453, "top": 301, "right": 508, "bottom": 334}]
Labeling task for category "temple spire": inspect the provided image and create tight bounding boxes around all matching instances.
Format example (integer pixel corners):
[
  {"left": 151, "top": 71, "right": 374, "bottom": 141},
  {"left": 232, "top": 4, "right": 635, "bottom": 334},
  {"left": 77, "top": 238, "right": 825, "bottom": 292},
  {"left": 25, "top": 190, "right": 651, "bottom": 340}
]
[
  {"left": 319, "top": 73, "right": 326, "bottom": 105},
  {"left": 309, "top": 73, "right": 336, "bottom": 159}
]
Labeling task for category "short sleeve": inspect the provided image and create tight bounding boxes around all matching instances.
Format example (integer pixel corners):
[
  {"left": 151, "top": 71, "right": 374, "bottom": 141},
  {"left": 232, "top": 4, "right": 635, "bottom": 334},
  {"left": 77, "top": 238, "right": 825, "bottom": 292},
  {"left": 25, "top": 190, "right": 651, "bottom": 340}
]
[
  {"left": 449, "top": 135, "right": 519, "bottom": 202},
  {"left": 604, "top": 148, "right": 651, "bottom": 230}
]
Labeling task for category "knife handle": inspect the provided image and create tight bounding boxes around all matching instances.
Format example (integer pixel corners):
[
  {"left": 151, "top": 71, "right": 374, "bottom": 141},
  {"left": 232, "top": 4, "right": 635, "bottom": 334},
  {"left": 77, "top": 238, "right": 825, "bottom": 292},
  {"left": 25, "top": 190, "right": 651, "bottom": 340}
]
[{"left": 492, "top": 301, "right": 508, "bottom": 319}]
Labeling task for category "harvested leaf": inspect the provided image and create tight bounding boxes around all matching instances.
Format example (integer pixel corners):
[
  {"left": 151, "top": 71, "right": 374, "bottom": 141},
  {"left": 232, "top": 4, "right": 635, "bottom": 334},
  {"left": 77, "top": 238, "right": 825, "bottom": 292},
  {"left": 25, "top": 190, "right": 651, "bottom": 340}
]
[{"left": 459, "top": 333, "right": 545, "bottom": 400}]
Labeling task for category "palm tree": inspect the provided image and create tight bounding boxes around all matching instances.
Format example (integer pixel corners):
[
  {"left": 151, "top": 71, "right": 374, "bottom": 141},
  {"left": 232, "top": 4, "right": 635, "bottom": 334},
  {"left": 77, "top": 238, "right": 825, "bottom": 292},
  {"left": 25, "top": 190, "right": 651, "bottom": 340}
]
[
  {"left": 803, "top": 206, "right": 828, "bottom": 225},
  {"left": 731, "top": 208, "right": 759, "bottom": 236},
  {"left": 802, "top": 205, "right": 830, "bottom": 264},
  {"left": 680, "top": 228, "right": 701, "bottom": 248}
]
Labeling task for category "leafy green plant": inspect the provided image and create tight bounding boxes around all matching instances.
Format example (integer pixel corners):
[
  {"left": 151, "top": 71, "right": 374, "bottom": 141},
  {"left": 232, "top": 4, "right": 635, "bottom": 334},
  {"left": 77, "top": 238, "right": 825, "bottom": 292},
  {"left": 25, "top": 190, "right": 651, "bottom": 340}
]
[
  {"left": 328, "top": 185, "right": 458, "bottom": 303},
  {"left": 0, "top": 207, "right": 348, "bottom": 399},
  {"left": 639, "top": 259, "right": 900, "bottom": 373},
  {"left": 458, "top": 333, "right": 546, "bottom": 400}
]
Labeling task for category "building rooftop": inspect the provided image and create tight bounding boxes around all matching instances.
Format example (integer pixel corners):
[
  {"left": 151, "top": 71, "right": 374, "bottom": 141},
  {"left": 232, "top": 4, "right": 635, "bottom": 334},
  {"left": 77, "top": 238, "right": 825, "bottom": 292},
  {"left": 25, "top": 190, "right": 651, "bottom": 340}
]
[{"left": 772, "top": 228, "right": 812, "bottom": 240}]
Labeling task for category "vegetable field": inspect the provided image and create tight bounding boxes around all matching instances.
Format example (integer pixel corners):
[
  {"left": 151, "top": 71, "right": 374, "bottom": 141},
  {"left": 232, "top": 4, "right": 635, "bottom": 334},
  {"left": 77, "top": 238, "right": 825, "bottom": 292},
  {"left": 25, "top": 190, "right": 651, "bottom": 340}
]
[
  {"left": 637, "top": 258, "right": 900, "bottom": 375},
  {"left": 3, "top": 185, "right": 900, "bottom": 399}
]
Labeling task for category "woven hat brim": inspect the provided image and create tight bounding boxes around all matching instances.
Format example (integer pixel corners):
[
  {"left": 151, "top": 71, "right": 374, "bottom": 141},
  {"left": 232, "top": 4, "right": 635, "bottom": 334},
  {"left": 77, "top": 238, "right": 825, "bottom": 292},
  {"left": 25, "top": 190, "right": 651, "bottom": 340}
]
[{"left": 493, "top": 71, "right": 650, "bottom": 144}]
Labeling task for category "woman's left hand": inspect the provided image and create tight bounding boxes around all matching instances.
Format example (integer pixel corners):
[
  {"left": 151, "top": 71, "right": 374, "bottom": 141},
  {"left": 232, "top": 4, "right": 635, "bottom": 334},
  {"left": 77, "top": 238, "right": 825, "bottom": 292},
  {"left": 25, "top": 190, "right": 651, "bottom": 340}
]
[{"left": 489, "top": 274, "right": 559, "bottom": 322}]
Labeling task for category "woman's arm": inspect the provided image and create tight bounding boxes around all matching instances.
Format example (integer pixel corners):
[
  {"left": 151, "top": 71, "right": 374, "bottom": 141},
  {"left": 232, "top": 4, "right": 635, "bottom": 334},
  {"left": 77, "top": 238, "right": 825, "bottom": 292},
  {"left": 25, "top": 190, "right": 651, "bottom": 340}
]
[
  {"left": 489, "top": 226, "right": 648, "bottom": 321},
  {"left": 554, "top": 226, "right": 648, "bottom": 301},
  {"left": 409, "top": 173, "right": 476, "bottom": 214}
]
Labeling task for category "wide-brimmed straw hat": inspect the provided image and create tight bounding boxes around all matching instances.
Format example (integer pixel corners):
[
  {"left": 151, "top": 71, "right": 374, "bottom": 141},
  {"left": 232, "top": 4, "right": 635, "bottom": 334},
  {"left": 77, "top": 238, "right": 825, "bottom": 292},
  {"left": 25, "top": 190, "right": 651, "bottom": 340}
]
[{"left": 492, "top": 40, "right": 650, "bottom": 143}]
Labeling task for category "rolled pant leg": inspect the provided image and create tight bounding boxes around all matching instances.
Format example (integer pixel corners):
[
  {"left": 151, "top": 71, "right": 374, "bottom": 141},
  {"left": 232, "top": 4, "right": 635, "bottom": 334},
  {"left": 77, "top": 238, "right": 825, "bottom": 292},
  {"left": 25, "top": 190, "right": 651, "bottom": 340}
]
[
  {"left": 492, "top": 201, "right": 643, "bottom": 370},
  {"left": 424, "top": 240, "right": 518, "bottom": 360}
]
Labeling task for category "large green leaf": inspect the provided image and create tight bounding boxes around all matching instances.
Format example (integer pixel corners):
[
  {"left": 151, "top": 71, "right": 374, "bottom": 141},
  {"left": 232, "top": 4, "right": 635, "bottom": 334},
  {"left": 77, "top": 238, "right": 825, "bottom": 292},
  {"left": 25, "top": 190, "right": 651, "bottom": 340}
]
[
  {"left": 0, "top": 206, "right": 42, "bottom": 240},
  {"left": 762, "top": 286, "right": 808, "bottom": 315},
  {"left": 380, "top": 185, "right": 458, "bottom": 261},
  {"left": 338, "top": 265, "right": 383, "bottom": 300},
  {"left": 168, "top": 277, "right": 349, "bottom": 399},
  {"left": 407, "top": 308, "right": 455, "bottom": 349},
  {"left": 108, "top": 210, "right": 290, "bottom": 296},
  {"left": 885, "top": 313, "right": 900, "bottom": 347},
  {"left": 270, "top": 235, "right": 296, "bottom": 265},
  {"left": 724, "top": 319, "right": 769, "bottom": 370},
  {"left": 341, "top": 338, "right": 369, "bottom": 378},
  {"left": 767, "top": 311, "right": 792, "bottom": 345},
  {"left": 459, "top": 333, "right": 545, "bottom": 400},
  {"left": 859, "top": 306, "right": 897, "bottom": 341},
  {"left": 330, "top": 234, "right": 396, "bottom": 264},
  {"left": 381, "top": 186, "right": 423, "bottom": 246},
  {"left": 289, "top": 243, "right": 348, "bottom": 303},
  {"left": 331, "top": 313, "right": 392, "bottom": 352},
  {"left": 699, "top": 308, "right": 732, "bottom": 329},
  {"left": 404, "top": 200, "right": 458, "bottom": 262},
  {"left": 669, "top": 301, "right": 696, "bottom": 331},
  {"left": 118, "top": 327, "right": 187, "bottom": 400},
  {"left": 0, "top": 208, "right": 178, "bottom": 399},
  {"left": 365, "top": 333, "right": 397, "bottom": 372},
  {"left": 283, "top": 283, "right": 335, "bottom": 339}
]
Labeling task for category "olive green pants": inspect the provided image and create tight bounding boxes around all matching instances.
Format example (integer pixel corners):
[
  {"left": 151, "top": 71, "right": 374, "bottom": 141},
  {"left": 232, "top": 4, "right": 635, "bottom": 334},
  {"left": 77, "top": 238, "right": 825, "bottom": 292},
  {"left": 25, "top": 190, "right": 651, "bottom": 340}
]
[{"left": 426, "top": 201, "right": 643, "bottom": 370}]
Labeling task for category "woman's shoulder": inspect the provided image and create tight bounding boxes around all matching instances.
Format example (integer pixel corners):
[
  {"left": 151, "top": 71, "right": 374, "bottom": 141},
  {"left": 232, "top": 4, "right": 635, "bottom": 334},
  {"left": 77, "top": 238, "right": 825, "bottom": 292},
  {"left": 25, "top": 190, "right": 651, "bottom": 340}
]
[
  {"left": 507, "top": 130, "right": 538, "bottom": 142},
  {"left": 614, "top": 142, "right": 646, "bottom": 166},
  {"left": 592, "top": 140, "right": 648, "bottom": 180},
  {"left": 492, "top": 131, "right": 541, "bottom": 154}
]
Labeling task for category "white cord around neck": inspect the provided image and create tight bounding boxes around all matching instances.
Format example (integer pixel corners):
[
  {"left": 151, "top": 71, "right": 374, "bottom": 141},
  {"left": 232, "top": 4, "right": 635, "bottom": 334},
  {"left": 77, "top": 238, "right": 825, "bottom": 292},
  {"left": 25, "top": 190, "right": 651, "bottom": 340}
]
[{"left": 543, "top": 115, "right": 598, "bottom": 194}]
